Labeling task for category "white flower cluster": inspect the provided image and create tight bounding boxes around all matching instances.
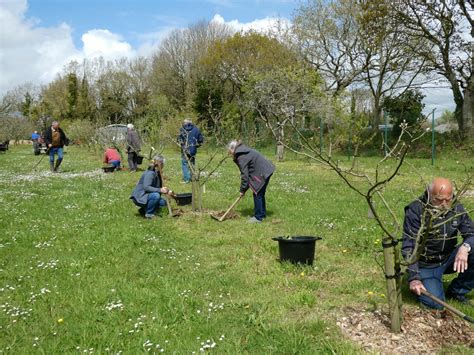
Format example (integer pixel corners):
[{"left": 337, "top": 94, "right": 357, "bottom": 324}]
[
  {"left": 34, "top": 239, "right": 55, "bottom": 249},
  {"left": 35, "top": 259, "right": 59, "bottom": 270},
  {"left": 278, "top": 181, "right": 310, "bottom": 193},
  {"left": 127, "top": 314, "right": 147, "bottom": 334},
  {"left": 105, "top": 300, "right": 124, "bottom": 311},
  {"left": 179, "top": 289, "right": 192, "bottom": 298},
  {"left": 142, "top": 339, "right": 165, "bottom": 352},
  {"left": 28, "top": 287, "right": 51, "bottom": 303},
  {"left": 1, "top": 302, "right": 32, "bottom": 320}
]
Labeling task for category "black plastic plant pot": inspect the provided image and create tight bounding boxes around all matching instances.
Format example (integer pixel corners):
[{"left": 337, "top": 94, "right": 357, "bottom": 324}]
[
  {"left": 175, "top": 193, "right": 192, "bottom": 206},
  {"left": 102, "top": 166, "right": 116, "bottom": 173},
  {"left": 272, "top": 236, "right": 322, "bottom": 265}
]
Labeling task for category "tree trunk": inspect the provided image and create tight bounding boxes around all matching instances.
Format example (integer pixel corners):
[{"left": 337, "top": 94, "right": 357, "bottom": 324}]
[
  {"left": 463, "top": 73, "right": 473, "bottom": 137},
  {"left": 382, "top": 237, "right": 403, "bottom": 333},
  {"left": 276, "top": 126, "right": 284, "bottom": 161}
]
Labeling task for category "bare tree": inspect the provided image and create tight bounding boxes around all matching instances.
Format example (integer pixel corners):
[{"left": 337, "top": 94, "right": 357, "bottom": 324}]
[
  {"left": 395, "top": 0, "right": 473, "bottom": 139},
  {"left": 151, "top": 20, "right": 232, "bottom": 110},
  {"left": 243, "top": 67, "right": 328, "bottom": 161},
  {"left": 292, "top": 0, "right": 368, "bottom": 96}
]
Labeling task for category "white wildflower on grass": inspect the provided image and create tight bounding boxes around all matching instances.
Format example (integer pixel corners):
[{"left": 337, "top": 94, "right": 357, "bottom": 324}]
[{"left": 105, "top": 300, "right": 124, "bottom": 311}]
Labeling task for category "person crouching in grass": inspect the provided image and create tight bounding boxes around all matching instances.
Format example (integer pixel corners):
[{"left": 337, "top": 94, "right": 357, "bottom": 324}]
[
  {"left": 130, "top": 155, "right": 174, "bottom": 219},
  {"left": 103, "top": 146, "right": 122, "bottom": 170}
]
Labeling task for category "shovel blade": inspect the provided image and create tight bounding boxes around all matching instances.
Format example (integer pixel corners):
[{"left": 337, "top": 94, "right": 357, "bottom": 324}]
[{"left": 210, "top": 214, "right": 222, "bottom": 222}]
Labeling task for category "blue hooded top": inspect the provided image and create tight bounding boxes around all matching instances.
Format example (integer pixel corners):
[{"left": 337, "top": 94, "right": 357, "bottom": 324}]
[{"left": 177, "top": 123, "right": 204, "bottom": 156}]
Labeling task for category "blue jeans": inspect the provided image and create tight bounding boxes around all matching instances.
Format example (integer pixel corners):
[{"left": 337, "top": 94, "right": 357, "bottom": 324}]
[
  {"left": 49, "top": 147, "right": 63, "bottom": 163},
  {"left": 417, "top": 246, "right": 474, "bottom": 309},
  {"left": 253, "top": 176, "right": 271, "bottom": 221},
  {"left": 110, "top": 160, "right": 121, "bottom": 168},
  {"left": 145, "top": 192, "right": 167, "bottom": 216},
  {"left": 181, "top": 154, "right": 195, "bottom": 183}
]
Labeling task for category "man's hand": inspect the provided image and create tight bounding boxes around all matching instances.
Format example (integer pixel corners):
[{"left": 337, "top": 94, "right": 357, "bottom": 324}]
[
  {"left": 453, "top": 245, "right": 469, "bottom": 273},
  {"left": 409, "top": 280, "right": 426, "bottom": 296},
  {"left": 161, "top": 187, "right": 169, "bottom": 194},
  {"left": 240, "top": 191, "right": 245, "bottom": 197},
  {"left": 48, "top": 144, "right": 52, "bottom": 148}
]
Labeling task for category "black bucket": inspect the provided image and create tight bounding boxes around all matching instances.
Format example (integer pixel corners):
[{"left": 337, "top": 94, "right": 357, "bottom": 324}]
[
  {"left": 175, "top": 193, "right": 192, "bottom": 206},
  {"left": 136, "top": 155, "right": 144, "bottom": 165},
  {"left": 272, "top": 236, "right": 322, "bottom": 265},
  {"left": 102, "top": 166, "right": 116, "bottom": 173}
]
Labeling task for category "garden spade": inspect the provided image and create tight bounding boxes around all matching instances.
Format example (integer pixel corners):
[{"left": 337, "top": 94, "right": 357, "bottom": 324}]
[
  {"left": 32, "top": 148, "right": 49, "bottom": 171},
  {"left": 211, "top": 195, "right": 242, "bottom": 222},
  {"left": 165, "top": 191, "right": 179, "bottom": 217},
  {"left": 421, "top": 290, "right": 474, "bottom": 323}
]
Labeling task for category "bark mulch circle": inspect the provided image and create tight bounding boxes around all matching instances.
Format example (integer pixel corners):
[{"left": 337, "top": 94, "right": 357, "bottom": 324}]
[{"left": 337, "top": 306, "right": 474, "bottom": 354}]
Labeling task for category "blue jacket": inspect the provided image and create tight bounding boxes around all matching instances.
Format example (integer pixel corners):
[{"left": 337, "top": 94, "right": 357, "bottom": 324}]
[
  {"left": 178, "top": 123, "right": 203, "bottom": 156},
  {"left": 130, "top": 169, "right": 163, "bottom": 206},
  {"left": 402, "top": 191, "right": 474, "bottom": 281}
]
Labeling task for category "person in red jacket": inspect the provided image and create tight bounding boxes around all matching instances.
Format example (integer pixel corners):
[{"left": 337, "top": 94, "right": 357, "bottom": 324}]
[{"left": 103, "top": 146, "right": 121, "bottom": 170}]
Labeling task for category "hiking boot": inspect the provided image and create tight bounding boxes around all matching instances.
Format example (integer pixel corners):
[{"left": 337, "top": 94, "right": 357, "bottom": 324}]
[
  {"left": 446, "top": 291, "right": 473, "bottom": 306},
  {"left": 247, "top": 217, "right": 262, "bottom": 224},
  {"left": 54, "top": 160, "right": 62, "bottom": 172},
  {"left": 144, "top": 214, "right": 155, "bottom": 219},
  {"left": 50, "top": 161, "right": 55, "bottom": 172}
]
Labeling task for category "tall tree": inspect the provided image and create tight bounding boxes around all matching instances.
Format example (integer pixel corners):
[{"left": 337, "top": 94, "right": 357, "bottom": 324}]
[
  {"left": 150, "top": 20, "right": 232, "bottom": 110},
  {"left": 244, "top": 67, "right": 328, "bottom": 160},
  {"left": 200, "top": 32, "right": 301, "bottom": 137},
  {"left": 395, "top": 0, "right": 473, "bottom": 139},
  {"left": 292, "top": 0, "right": 368, "bottom": 96},
  {"left": 383, "top": 89, "right": 425, "bottom": 138}
]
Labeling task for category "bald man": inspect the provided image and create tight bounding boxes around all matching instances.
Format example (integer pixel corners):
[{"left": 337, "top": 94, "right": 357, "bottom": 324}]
[{"left": 402, "top": 177, "right": 474, "bottom": 308}]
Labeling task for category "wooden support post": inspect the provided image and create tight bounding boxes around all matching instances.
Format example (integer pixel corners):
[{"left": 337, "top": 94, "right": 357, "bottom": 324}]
[{"left": 382, "top": 237, "right": 402, "bottom": 333}]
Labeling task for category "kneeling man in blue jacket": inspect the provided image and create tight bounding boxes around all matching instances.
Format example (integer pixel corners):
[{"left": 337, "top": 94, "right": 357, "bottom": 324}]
[{"left": 402, "top": 177, "right": 474, "bottom": 308}]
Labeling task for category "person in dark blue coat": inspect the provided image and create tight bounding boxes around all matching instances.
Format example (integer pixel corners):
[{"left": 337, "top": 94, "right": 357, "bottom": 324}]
[
  {"left": 402, "top": 177, "right": 474, "bottom": 308},
  {"left": 177, "top": 118, "right": 204, "bottom": 183},
  {"left": 228, "top": 140, "right": 275, "bottom": 223},
  {"left": 130, "top": 155, "right": 173, "bottom": 219}
]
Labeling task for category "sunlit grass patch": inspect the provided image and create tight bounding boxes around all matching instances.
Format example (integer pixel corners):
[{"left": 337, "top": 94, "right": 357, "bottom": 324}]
[{"left": 0, "top": 144, "right": 472, "bottom": 353}]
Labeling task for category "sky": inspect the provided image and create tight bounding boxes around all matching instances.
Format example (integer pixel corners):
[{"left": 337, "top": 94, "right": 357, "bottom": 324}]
[{"left": 0, "top": 0, "right": 455, "bottom": 118}]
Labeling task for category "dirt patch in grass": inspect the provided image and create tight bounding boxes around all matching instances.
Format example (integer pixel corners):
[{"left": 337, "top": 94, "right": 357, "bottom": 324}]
[
  {"left": 169, "top": 208, "right": 184, "bottom": 217},
  {"left": 211, "top": 210, "right": 240, "bottom": 219},
  {"left": 337, "top": 306, "right": 474, "bottom": 353}
]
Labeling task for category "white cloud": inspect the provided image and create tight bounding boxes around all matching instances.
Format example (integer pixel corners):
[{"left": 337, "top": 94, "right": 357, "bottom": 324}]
[
  {"left": 211, "top": 13, "right": 289, "bottom": 33},
  {"left": 0, "top": 0, "right": 80, "bottom": 94},
  {"left": 422, "top": 86, "right": 455, "bottom": 119},
  {"left": 0, "top": 0, "right": 135, "bottom": 95},
  {"left": 82, "top": 29, "right": 135, "bottom": 59}
]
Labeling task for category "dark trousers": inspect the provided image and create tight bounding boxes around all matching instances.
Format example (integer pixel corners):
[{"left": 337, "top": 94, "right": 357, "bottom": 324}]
[
  {"left": 128, "top": 152, "right": 138, "bottom": 171},
  {"left": 417, "top": 246, "right": 474, "bottom": 309},
  {"left": 253, "top": 176, "right": 271, "bottom": 221}
]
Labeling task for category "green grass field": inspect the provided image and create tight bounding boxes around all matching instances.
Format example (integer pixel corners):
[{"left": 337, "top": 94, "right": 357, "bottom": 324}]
[{"left": 0, "top": 144, "right": 473, "bottom": 353}]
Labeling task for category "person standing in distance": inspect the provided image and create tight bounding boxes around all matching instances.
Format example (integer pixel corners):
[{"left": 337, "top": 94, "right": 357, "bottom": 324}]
[
  {"left": 177, "top": 118, "right": 203, "bottom": 183},
  {"left": 126, "top": 123, "right": 141, "bottom": 172},
  {"left": 43, "top": 121, "right": 68, "bottom": 172}
]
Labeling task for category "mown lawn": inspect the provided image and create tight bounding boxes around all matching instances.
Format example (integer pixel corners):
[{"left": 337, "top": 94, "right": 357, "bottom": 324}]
[{"left": 0, "top": 144, "right": 473, "bottom": 353}]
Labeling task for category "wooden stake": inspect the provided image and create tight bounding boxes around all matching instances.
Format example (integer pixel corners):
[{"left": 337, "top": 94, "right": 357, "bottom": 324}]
[{"left": 382, "top": 237, "right": 402, "bottom": 333}]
